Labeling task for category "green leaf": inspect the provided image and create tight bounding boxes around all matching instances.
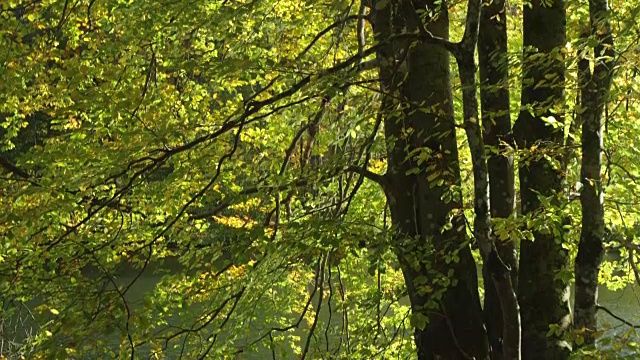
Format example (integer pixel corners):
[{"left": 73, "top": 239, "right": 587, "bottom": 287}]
[{"left": 410, "top": 313, "right": 429, "bottom": 331}]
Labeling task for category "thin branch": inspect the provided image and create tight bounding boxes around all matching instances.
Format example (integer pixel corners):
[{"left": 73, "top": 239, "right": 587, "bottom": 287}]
[
  {"left": 296, "top": 15, "right": 367, "bottom": 63},
  {"left": 198, "top": 286, "right": 246, "bottom": 359},
  {"left": 243, "top": 257, "right": 323, "bottom": 348},
  {"left": 596, "top": 304, "right": 640, "bottom": 328},
  {"left": 301, "top": 253, "right": 328, "bottom": 360},
  {"left": 628, "top": 248, "right": 640, "bottom": 287},
  {"left": 0, "top": 156, "right": 32, "bottom": 180},
  {"left": 336, "top": 264, "right": 350, "bottom": 354},
  {"left": 358, "top": 58, "right": 378, "bottom": 70},
  {"left": 188, "top": 176, "right": 324, "bottom": 220},
  {"left": 339, "top": 93, "right": 386, "bottom": 216},
  {"left": 345, "top": 165, "right": 386, "bottom": 187},
  {"left": 324, "top": 262, "right": 334, "bottom": 353},
  {"left": 438, "top": 303, "right": 475, "bottom": 360},
  {"left": 402, "top": 0, "right": 458, "bottom": 54}
]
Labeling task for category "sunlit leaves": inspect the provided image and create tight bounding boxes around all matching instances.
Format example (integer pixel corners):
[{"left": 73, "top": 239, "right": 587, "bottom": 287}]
[{"left": 0, "top": 0, "right": 405, "bottom": 357}]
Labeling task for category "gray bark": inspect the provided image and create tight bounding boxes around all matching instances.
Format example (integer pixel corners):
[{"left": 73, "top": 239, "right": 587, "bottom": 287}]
[
  {"left": 372, "top": 0, "right": 489, "bottom": 358},
  {"left": 459, "top": 54, "right": 521, "bottom": 360},
  {"left": 574, "top": 0, "right": 614, "bottom": 345},
  {"left": 477, "top": 0, "right": 519, "bottom": 358},
  {"left": 513, "top": 0, "right": 572, "bottom": 358},
  {"left": 455, "top": 1, "right": 520, "bottom": 358}
]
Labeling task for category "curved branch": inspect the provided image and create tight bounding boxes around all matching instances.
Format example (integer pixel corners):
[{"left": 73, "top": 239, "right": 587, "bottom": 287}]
[
  {"left": 300, "top": 253, "right": 328, "bottom": 360},
  {"left": 296, "top": 14, "right": 367, "bottom": 63},
  {"left": 596, "top": 304, "right": 640, "bottom": 328}
]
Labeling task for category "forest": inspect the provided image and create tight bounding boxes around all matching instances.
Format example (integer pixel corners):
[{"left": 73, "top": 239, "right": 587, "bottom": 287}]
[{"left": 1, "top": 0, "right": 639, "bottom": 358}]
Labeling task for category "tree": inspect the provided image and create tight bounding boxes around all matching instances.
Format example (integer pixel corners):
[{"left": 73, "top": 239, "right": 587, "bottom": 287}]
[
  {"left": 513, "top": 0, "right": 573, "bottom": 357},
  {"left": 478, "top": 0, "right": 520, "bottom": 358},
  {"left": 574, "top": 0, "right": 614, "bottom": 346},
  {"left": 373, "top": 0, "right": 489, "bottom": 357},
  {"left": 1, "top": 0, "right": 639, "bottom": 359}
]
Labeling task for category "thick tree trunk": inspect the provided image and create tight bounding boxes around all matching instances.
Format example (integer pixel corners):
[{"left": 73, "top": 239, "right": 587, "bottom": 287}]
[
  {"left": 513, "top": 0, "right": 571, "bottom": 358},
  {"left": 372, "top": 1, "right": 489, "bottom": 358},
  {"left": 477, "top": 0, "right": 519, "bottom": 358},
  {"left": 574, "top": 0, "right": 614, "bottom": 345}
]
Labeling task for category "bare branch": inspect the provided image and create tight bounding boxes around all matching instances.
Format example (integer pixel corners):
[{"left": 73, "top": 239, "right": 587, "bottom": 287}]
[
  {"left": 596, "top": 304, "right": 640, "bottom": 328},
  {"left": 345, "top": 165, "right": 386, "bottom": 187}
]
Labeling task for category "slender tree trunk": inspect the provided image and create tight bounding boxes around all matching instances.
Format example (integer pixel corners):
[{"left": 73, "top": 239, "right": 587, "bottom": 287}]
[
  {"left": 372, "top": 1, "right": 489, "bottom": 358},
  {"left": 574, "top": 0, "right": 614, "bottom": 345},
  {"left": 477, "top": 0, "right": 519, "bottom": 358},
  {"left": 456, "top": 1, "right": 520, "bottom": 358},
  {"left": 459, "top": 52, "right": 522, "bottom": 360},
  {"left": 513, "top": 0, "right": 572, "bottom": 358}
]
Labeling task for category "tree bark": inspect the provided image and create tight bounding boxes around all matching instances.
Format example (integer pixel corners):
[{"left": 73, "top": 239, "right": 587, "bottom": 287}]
[
  {"left": 574, "top": 0, "right": 614, "bottom": 346},
  {"left": 513, "top": 0, "right": 572, "bottom": 358},
  {"left": 477, "top": 0, "right": 519, "bottom": 358},
  {"left": 459, "top": 52, "right": 521, "bottom": 360},
  {"left": 456, "top": 1, "right": 520, "bottom": 358},
  {"left": 372, "top": 0, "right": 489, "bottom": 358}
]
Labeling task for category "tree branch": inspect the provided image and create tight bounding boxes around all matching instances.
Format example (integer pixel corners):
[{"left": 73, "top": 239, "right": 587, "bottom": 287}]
[
  {"left": 401, "top": 0, "right": 458, "bottom": 54},
  {"left": 0, "top": 156, "right": 31, "bottom": 180},
  {"left": 345, "top": 165, "right": 386, "bottom": 188},
  {"left": 596, "top": 304, "right": 640, "bottom": 328},
  {"left": 357, "top": 3, "right": 367, "bottom": 62}
]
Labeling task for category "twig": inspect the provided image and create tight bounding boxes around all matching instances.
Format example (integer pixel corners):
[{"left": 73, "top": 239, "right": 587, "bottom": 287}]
[
  {"left": 596, "top": 304, "right": 640, "bottom": 328},
  {"left": 301, "top": 253, "right": 328, "bottom": 360}
]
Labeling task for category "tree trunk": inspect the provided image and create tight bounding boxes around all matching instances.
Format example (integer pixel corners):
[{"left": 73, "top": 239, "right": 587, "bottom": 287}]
[
  {"left": 574, "top": 0, "right": 614, "bottom": 345},
  {"left": 456, "top": 1, "right": 520, "bottom": 358},
  {"left": 459, "top": 52, "right": 522, "bottom": 360},
  {"left": 513, "top": 0, "right": 572, "bottom": 358},
  {"left": 477, "top": 0, "right": 519, "bottom": 358},
  {"left": 372, "top": 1, "right": 489, "bottom": 358}
]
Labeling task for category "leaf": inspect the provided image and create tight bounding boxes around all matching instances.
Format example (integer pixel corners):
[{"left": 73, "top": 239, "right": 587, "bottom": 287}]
[{"left": 410, "top": 313, "right": 429, "bottom": 331}]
